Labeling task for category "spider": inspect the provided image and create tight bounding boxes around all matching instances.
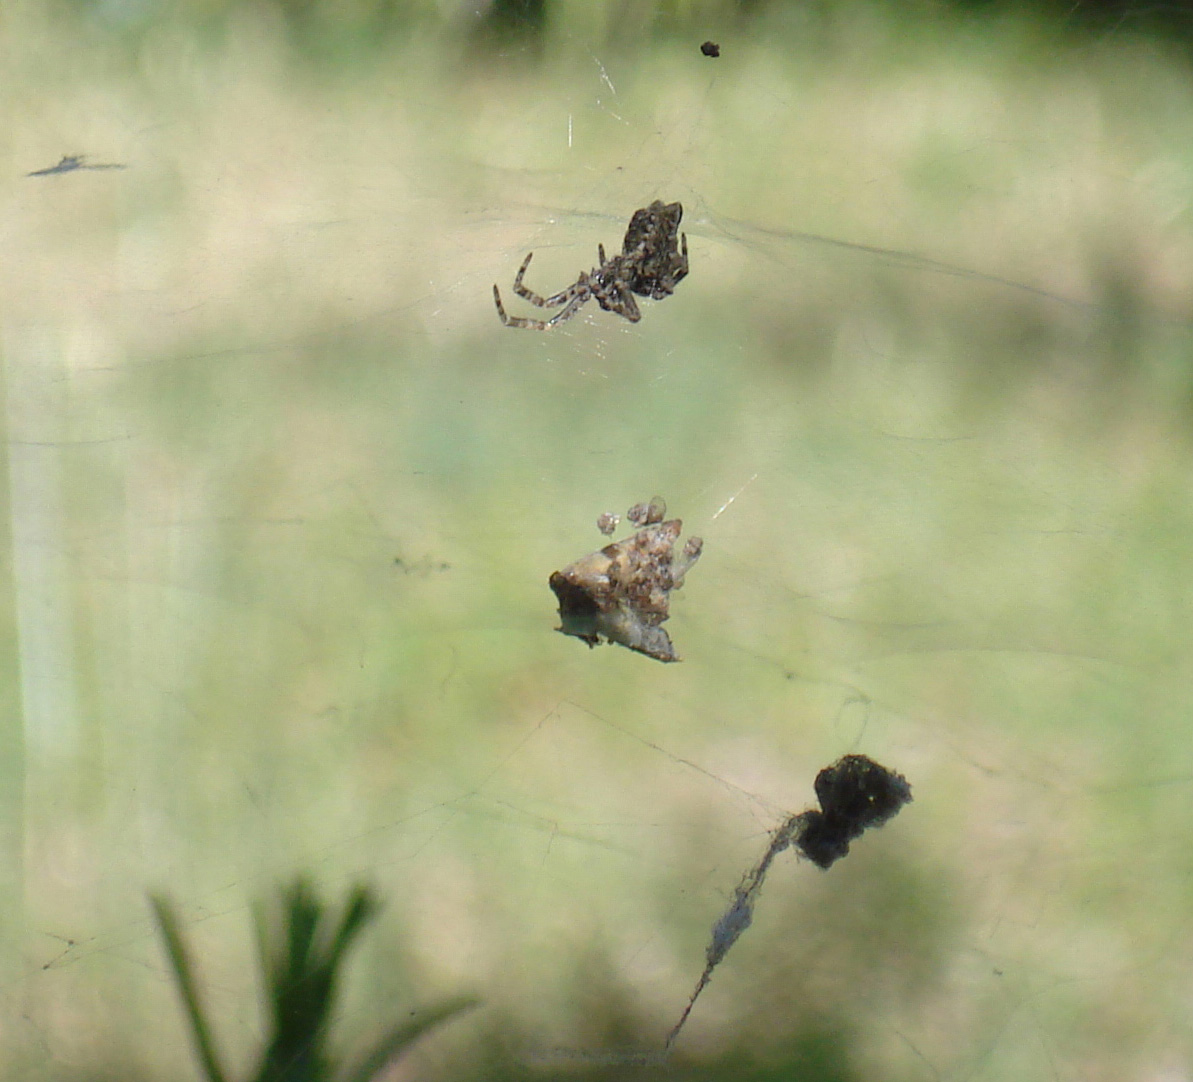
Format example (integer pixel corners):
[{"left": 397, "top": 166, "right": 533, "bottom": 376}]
[{"left": 493, "top": 200, "right": 689, "bottom": 329}]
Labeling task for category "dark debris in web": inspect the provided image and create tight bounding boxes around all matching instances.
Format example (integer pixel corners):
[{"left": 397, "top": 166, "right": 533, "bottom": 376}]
[
  {"left": 665, "top": 755, "right": 912, "bottom": 1050},
  {"left": 796, "top": 753, "right": 913, "bottom": 869},
  {"left": 27, "top": 155, "right": 126, "bottom": 176}
]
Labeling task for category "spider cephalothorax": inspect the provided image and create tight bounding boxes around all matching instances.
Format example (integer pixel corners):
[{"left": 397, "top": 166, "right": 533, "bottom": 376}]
[{"left": 493, "top": 200, "right": 689, "bottom": 329}]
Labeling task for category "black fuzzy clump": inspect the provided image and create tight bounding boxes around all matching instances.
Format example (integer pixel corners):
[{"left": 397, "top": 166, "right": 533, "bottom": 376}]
[{"left": 795, "top": 754, "right": 913, "bottom": 869}]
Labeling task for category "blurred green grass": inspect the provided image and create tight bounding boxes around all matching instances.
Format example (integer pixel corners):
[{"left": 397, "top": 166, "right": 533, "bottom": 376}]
[{"left": 4, "top": 3, "right": 1193, "bottom": 1080}]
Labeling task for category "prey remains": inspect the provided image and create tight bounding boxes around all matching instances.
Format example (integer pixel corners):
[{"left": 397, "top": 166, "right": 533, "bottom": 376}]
[{"left": 549, "top": 497, "right": 702, "bottom": 662}]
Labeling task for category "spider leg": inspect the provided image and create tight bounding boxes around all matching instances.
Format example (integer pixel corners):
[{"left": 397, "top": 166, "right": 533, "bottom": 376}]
[
  {"left": 497, "top": 288, "right": 593, "bottom": 330},
  {"left": 510, "top": 253, "right": 553, "bottom": 308},
  {"left": 541, "top": 283, "right": 588, "bottom": 307},
  {"left": 675, "top": 232, "right": 689, "bottom": 281},
  {"left": 495, "top": 282, "right": 559, "bottom": 329},
  {"left": 598, "top": 243, "right": 607, "bottom": 264},
  {"left": 619, "top": 286, "right": 642, "bottom": 323},
  {"left": 511, "top": 253, "right": 591, "bottom": 309},
  {"left": 539, "top": 290, "right": 594, "bottom": 327},
  {"left": 594, "top": 279, "right": 641, "bottom": 323},
  {"left": 591, "top": 278, "right": 615, "bottom": 313},
  {"left": 496, "top": 312, "right": 553, "bottom": 330},
  {"left": 493, "top": 284, "right": 520, "bottom": 326}
]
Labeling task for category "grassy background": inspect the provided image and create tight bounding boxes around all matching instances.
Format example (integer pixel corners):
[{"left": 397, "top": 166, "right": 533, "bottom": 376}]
[{"left": 3, "top": 3, "right": 1193, "bottom": 1079}]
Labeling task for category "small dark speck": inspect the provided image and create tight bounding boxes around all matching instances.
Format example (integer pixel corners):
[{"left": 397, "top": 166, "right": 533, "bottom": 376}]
[
  {"left": 394, "top": 555, "right": 451, "bottom": 577},
  {"left": 700, "top": 41, "right": 721, "bottom": 57}
]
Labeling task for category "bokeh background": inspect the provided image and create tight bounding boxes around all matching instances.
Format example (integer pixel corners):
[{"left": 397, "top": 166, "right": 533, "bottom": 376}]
[{"left": 4, "top": 0, "right": 1193, "bottom": 1078}]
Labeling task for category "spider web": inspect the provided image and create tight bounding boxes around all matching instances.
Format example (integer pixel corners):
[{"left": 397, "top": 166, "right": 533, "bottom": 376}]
[{"left": 3, "top": 6, "right": 1193, "bottom": 1081}]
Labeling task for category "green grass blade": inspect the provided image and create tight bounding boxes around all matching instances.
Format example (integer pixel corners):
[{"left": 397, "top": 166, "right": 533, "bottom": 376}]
[
  {"left": 340, "top": 996, "right": 479, "bottom": 1082},
  {"left": 327, "top": 886, "right": 378, "bottom": 960},
  {"left": 149, "top": 893, "right": 230, "bottom": 1082},
  {"left": 252, "top": 881, "right": 380, "bottom": 1082}
]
